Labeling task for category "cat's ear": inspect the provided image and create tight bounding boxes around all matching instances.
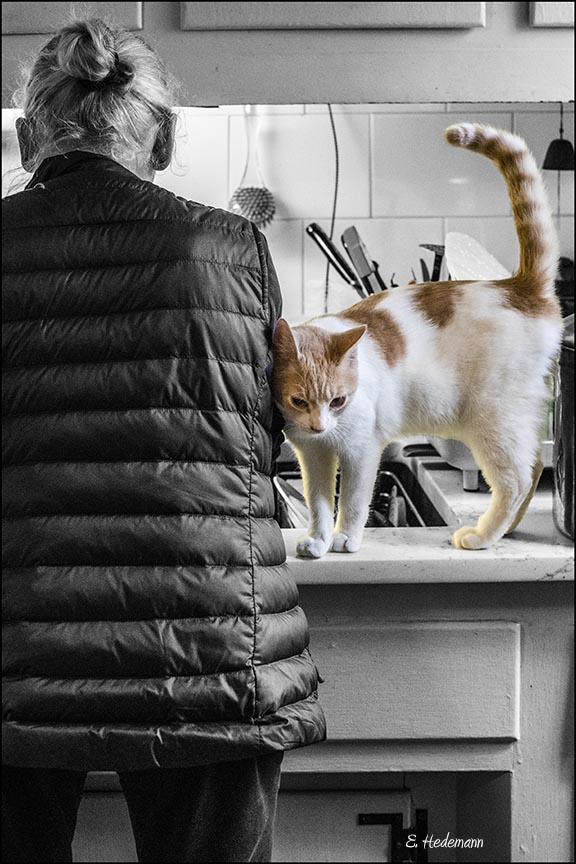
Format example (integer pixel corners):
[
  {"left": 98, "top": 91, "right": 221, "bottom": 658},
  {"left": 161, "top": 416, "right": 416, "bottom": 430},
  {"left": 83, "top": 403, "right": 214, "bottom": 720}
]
[
  {"left": 272, "top": 318, "right": 299, "bottom": 360},
  {"left": 330, "top": 325, "right": 366, "bottom": 363}
]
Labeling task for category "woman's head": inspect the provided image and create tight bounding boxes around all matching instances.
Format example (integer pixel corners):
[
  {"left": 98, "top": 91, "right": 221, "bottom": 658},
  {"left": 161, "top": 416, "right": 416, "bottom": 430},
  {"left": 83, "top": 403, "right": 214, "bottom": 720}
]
[{"left": 14, "top": 17, "right": 177, "bottom": 178}]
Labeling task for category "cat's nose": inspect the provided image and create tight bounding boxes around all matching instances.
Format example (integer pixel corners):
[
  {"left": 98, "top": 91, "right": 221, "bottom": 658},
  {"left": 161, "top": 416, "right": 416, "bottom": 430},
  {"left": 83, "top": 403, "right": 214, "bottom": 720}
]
[{"left": 309, "top": 425, "right": 325, "bottom": 434}]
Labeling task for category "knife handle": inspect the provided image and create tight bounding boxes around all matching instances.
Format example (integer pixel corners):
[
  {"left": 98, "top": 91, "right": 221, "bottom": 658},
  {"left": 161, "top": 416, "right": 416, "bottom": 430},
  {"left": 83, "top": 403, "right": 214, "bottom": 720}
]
[{"left": 306, "top": 223, "right": 365, "bottom": 297}]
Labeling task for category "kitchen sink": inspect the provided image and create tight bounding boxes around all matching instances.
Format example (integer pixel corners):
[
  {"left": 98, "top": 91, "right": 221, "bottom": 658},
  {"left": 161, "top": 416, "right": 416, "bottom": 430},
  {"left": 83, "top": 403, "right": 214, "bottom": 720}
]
[{"left": 274, "top": 445, "right": 447, "bottom": 529}]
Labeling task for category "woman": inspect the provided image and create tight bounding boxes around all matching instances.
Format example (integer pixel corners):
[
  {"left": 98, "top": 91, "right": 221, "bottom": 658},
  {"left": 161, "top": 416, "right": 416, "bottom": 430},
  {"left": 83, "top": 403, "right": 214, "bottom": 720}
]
[{"left": 2, "top": 17, "right": 325, "bottom": 863}]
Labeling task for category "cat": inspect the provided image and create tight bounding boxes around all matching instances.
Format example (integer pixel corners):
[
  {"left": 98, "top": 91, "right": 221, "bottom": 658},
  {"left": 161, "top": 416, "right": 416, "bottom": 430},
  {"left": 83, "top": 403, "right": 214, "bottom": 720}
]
[{"left": 272, "top": 122, "right": 563, "bottom": 558}]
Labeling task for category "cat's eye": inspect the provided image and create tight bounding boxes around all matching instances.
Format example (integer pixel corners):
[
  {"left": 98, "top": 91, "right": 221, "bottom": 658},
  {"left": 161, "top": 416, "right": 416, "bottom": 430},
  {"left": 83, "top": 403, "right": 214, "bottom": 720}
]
[
  {"left": 330, "top": 395, "right": 347, "bottom": 410},
  {"left": 291, "top": 396, "right": 308, "bottom": 409}
]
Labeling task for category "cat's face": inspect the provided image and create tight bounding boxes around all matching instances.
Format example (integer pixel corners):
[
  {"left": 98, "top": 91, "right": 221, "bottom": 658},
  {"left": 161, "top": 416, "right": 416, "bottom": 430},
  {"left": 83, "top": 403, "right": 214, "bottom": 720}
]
[{"left": 272, "top": 319, "right": 365, "bottom": 437}]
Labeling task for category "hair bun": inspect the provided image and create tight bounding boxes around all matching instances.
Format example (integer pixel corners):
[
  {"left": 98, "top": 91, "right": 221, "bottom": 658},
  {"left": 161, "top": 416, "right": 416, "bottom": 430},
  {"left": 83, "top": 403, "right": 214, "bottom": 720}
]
[
  {"left": 56, "top": 19, "right": 120, "bottom": 86},
  {"left": 109, "top": 58, "right": 135, "bottom": 92},
  {"left": 18, "top": 15, "right": 175, "bottom": 173}
]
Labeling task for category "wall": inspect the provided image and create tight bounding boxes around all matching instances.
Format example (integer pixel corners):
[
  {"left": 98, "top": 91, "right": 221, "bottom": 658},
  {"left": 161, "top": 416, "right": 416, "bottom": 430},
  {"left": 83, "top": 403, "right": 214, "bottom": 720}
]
[
  {"left": 2, "top": 2, "right": 574, "bottom": 105},
  {"left": 3, "top": 101, "right": 574, "bottom": 322}
]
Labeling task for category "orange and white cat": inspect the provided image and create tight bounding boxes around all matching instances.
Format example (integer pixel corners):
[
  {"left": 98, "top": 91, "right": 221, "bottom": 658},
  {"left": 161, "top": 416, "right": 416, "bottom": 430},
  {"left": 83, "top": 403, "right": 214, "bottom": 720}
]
[{"left": 272, "top": 123, "right": 562, "bottom": 558}]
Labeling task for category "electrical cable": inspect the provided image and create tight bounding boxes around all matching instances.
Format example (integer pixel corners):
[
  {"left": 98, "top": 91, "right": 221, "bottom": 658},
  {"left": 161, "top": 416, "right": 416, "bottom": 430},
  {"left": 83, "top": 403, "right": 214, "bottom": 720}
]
[{"left": 324, "top": 103, "right": 340, "bottom": 312}]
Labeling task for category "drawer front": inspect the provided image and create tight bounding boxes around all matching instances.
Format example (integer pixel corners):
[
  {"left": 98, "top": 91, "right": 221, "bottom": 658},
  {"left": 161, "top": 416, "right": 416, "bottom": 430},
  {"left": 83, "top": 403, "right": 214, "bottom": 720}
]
[{"left": 312, "top": 621, "right": 519, "bottom": 740}]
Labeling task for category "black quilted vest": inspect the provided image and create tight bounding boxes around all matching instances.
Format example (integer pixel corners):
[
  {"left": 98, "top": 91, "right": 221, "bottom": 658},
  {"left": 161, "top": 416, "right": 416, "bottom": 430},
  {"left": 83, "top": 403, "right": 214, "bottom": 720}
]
[{"left": 2, "top": 152, "right": 325, "bottom": 770}]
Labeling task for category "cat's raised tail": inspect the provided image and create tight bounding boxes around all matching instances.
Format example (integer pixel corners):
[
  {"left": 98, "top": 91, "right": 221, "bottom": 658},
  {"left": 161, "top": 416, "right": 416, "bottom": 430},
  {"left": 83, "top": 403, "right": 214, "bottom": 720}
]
[{"left": 445, "top": 123, "right": 559, "bottom": 291}]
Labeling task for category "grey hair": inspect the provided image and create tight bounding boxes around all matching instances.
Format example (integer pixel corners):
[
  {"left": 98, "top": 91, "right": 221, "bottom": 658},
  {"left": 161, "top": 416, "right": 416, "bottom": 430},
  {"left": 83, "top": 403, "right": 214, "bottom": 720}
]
[{"left": 13, "top": 17, "right": 178, "bottom": 173}]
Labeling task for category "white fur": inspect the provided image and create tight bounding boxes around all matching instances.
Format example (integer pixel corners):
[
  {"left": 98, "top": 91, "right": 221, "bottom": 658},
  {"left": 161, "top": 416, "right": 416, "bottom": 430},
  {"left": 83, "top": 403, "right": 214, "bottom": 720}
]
[{"left": 292, "top": 292, "right": 561, "bottom": 558}]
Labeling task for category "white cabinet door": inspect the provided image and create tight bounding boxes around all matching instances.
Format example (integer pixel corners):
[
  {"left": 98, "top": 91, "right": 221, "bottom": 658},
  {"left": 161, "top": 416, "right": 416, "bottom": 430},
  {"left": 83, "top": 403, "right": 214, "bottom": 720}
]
[
  {"left": 180, "top": 2, "right": 486, "bottom": 30},
  {"left": 1, "top": 1, "right": 142, "bottom": 34}
]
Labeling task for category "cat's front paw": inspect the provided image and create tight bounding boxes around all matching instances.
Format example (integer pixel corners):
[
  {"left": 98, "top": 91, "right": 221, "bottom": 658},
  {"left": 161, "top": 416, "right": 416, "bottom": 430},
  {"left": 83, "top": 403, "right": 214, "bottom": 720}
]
[
  {"left": 331, "top": 532, "right": 362, "bottom": 553},
  {"left": 296, "top": 535, "right": 331, "bottom": 559},
  {"left": 451, "top": 526, "right": 490, "bottom": 551}
]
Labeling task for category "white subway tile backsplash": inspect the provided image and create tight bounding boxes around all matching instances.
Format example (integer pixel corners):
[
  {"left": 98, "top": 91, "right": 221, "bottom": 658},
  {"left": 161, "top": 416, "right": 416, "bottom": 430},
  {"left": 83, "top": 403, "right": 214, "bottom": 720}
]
[
  {"left": 229, "top": 112, "right": 371, "bottom": 219},
  {"left": 3, "top": 103, "right": 573, "bottom": 316},
  {"left": 254, "top": 104, "right": 305, "bottom": 115},
  {"left": 2, "top": 131, "right": 25, "bottom": 197},
  {"left": 556, "top": 216, "right": 575, "bottom": 260},
  {"left": 301, "top": 273, "right": 362, "bottom": 321},
  {"left": 179, "top": 106, "right": 237, "bottom": 115},
  {"left": 2, "top": 108, "right": 21, "bottom": 131},
  {"left": 261, "top": 219, "right": 304, "bottom": 321},
  {"left": 372, "top": 112, "right": 513, "bottom": 218},
  {"left": 154, "top": 110, "right": 229, "bottom": 208}
]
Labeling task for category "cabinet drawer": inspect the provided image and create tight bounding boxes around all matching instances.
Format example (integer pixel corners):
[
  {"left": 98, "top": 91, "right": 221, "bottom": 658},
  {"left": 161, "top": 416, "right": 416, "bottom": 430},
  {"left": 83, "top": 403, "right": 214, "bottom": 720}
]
[{"left": 312, "top": 622, "right": 519, "bottom": 740}]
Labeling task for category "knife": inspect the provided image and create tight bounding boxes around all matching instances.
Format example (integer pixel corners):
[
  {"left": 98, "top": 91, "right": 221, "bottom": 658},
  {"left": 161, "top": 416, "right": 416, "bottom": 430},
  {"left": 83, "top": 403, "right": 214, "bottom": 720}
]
[
  {"left": 306, "top": 223, "right": 366, "bottom": 298},
  {"left": 341, "top": 226, "right": 387, "bottom": 294},
  {"left": 419, "top": 244, "right": 445, "bottom": 281}
]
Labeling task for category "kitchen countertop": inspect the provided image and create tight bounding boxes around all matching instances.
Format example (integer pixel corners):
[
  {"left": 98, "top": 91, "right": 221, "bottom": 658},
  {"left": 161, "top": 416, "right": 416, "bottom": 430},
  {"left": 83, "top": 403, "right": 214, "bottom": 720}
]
[{"left": 281, "top": 440, "right": 574, "bottom": 584}]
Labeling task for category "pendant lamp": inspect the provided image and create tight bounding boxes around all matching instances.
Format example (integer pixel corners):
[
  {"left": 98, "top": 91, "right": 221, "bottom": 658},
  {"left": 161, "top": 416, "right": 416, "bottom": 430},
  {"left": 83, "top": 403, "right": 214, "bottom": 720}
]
[
  {"left": 542, "top": 102, "right": 575, "bottom": 222},
  {"left": 543, "top": 102, "right": 575, "bottom": 171}
]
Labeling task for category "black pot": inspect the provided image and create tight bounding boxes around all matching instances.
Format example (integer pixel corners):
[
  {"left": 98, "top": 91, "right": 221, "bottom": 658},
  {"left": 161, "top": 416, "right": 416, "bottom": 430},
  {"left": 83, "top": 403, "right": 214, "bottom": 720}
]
[
  {"left": 555, "top": 257, "right": 574, "bottom": 318},
  {"left": 553, "top": 315, "right": 574, "bottom": 540}
]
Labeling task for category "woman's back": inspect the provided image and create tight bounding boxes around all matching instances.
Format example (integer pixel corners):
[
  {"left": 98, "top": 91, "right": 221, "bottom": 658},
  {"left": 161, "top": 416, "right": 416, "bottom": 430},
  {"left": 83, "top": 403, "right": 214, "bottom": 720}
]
[{"left": 2, "top": 17, "right": 324, "bottom": 777}]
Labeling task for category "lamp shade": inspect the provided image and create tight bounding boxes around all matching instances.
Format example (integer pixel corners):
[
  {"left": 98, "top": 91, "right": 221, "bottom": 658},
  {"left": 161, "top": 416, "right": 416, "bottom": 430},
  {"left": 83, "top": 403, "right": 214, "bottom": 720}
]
[{"left": 542, "top": 137, "right": 575, "bottom": 171}]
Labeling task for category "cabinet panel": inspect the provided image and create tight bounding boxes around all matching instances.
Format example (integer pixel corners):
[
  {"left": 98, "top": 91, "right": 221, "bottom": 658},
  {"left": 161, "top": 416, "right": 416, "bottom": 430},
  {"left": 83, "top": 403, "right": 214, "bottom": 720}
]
[
  {"left": 313, "top": 621, "right": 519, "bottom": 740},
  {"left": 2, "top": 3, "right": 573, "bottom": 104},
  {"left": 180, "top": 2, "right": 486, "bottom": 30},
  {"left": 273, "top": 790, "right": 413, "bottom": 863},
  {"left": 530, "top": 2, "right": 574, "bottom": 27},
  {"left": 1, "top": 2, "right": 142, "bottom": 35}
]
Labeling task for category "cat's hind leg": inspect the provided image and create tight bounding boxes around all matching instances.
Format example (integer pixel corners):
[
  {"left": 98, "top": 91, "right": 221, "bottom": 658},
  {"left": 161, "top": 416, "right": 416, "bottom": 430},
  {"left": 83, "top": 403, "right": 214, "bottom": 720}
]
[
  {"left": 504, "top": 457, "right": 543, "bottom": 535},
  {"left": 452, "top": 432, "right": 536, "bottom": 550}
]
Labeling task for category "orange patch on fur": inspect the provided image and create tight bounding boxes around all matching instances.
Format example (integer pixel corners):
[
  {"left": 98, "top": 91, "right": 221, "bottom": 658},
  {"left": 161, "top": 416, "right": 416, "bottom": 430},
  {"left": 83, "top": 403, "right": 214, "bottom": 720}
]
[
  {"left": 413, "top": 281, "right": 466, "bottom": 328},
  {"left": 500, "top": 274, "right": 561, "bottom": 319},
  {"left": 339, "top": 294, "right": 406, "bottom": 366},
  {"left": 271, "top": 323, "right": 361, "bottom": 418}
]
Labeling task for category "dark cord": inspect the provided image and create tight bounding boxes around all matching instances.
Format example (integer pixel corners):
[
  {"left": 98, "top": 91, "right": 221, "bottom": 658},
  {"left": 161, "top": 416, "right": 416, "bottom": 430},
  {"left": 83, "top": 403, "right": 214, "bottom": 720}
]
[{"left": 324, "top": 104, "right": 340, "bottom": 312}]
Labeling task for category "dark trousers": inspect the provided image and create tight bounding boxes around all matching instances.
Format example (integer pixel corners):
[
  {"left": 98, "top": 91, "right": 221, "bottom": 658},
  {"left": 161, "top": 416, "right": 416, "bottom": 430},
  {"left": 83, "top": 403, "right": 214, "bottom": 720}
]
[{"left": 2, "top": 753, "right": 284, "bottom": 863}]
